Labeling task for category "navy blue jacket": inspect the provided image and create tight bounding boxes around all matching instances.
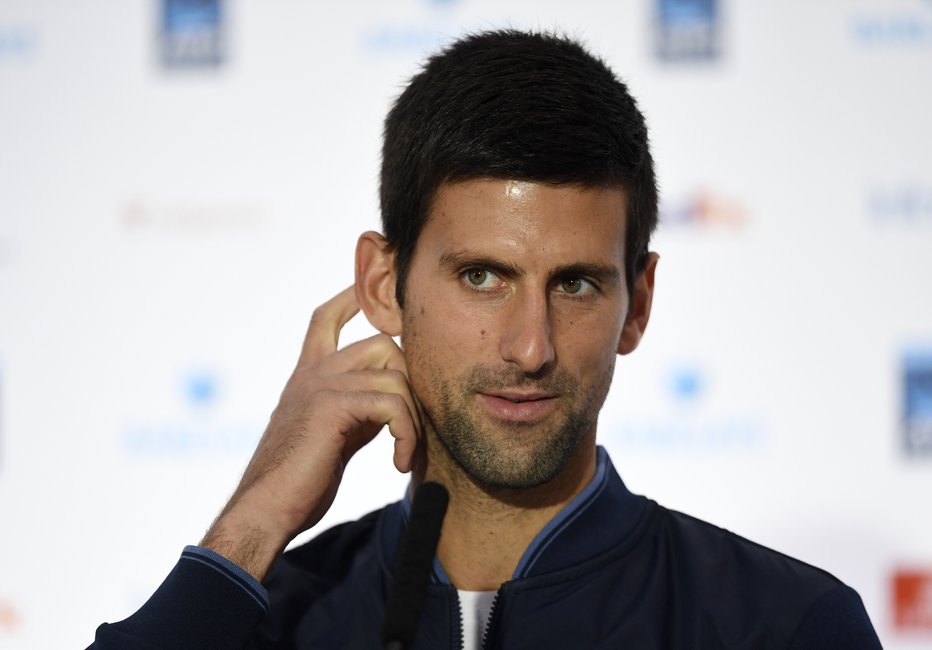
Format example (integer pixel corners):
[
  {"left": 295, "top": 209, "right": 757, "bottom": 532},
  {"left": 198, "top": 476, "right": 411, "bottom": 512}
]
[{"left": 90, "top": 449, "right": 882, "bottom": 648}]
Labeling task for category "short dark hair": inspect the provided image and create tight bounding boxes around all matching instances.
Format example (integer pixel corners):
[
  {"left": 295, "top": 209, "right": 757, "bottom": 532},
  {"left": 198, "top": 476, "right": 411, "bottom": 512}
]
[{"left": 380, "top": 29, "right": 658, "bottom": 306}]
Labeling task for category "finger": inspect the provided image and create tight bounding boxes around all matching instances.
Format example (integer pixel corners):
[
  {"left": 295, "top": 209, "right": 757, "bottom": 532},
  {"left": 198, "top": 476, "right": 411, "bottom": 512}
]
[
  {"left": 313, "top": 369, "right": 421, "bottom": 440},
  {"left": 297, "top": 286, "right": 360, "bottom": 368},
  {"left": 315, "top": 332, "right": 410, "bottom": 376},
  {"left": 340, "top": 391, "right": 420, "bottom": 473},
  {"left": 388, "top": 416, "right": 420, "bottom": 474}
]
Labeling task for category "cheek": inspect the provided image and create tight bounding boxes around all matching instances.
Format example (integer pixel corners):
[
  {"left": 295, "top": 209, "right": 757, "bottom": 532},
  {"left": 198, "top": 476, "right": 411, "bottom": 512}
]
[
  {"left": 423, "top": 300, "right": 498, "bottom": 348},
  {"left": 564, "top": 340, "right": 617, "bottom": 384},
  {"left": 555, "top": 320, "right": 620, "bottom": 388},
  {"left": 401, "top": 301, "right": 487, "bottom": 379},
  {"left": 399, "top": 321, "right": 435, "bottom": 401},
  {"left": 554, "top": 309, "right": 624, "bottom": 360}
]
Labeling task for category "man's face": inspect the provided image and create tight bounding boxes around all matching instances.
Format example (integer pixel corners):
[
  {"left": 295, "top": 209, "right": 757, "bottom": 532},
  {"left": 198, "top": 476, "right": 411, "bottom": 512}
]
[{"left": 400, "top": 179, "right": 632, "bottom": 489}]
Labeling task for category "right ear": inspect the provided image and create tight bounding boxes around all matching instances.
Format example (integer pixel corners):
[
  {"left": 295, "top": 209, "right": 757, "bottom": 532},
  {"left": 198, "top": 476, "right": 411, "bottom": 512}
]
[{"left": 355, "top": 231, "right": 403, "bottom": 336}]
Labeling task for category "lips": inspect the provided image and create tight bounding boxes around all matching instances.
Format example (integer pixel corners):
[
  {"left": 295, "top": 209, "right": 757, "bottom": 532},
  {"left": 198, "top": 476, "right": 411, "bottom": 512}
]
[
  {"left": 487, "top": 386, "right": 556, "bottom": 400},
  {"left": 477, "top": 390, "right": 558, "bottom": 422}
]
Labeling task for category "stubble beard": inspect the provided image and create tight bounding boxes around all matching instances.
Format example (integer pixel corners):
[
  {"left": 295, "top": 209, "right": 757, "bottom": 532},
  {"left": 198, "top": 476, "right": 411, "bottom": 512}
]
[{"left": 422, "top": 363, "right": 613, "bottom": 490}]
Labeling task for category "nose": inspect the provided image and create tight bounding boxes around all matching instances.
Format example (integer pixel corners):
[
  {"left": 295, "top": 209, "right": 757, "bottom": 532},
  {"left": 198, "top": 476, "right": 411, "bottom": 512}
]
[{"left": 499, "top": 290, "right": 556, "bottom": 374}]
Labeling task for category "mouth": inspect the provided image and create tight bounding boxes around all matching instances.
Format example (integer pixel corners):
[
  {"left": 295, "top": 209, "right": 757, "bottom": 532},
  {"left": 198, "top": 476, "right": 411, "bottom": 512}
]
[
  {"left": 477, "top": 390, "right": 559, "bottom": 422},
  {"left": 482, "top": 390, "right": 557, "bottom": 403}
]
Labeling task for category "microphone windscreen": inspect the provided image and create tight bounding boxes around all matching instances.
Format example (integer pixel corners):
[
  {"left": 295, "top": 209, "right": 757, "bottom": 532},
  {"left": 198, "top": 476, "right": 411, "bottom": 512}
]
[{"left": 381, "top": 481, "right": 450, "bottom": 649}]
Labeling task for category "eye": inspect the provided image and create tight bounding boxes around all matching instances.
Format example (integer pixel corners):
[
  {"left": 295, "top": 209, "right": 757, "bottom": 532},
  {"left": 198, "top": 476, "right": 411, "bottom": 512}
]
[
  {"left": 463, "top": 268, "right": 501, "bottom": 289},
  {"left": 557, "top": 277, "right": 595, "bottom": 296}
]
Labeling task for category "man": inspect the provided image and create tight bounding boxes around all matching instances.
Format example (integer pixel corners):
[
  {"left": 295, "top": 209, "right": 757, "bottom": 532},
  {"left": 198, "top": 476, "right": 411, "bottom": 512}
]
[{"left": 90, "top": 30, "right": 881, "bottom": 649}]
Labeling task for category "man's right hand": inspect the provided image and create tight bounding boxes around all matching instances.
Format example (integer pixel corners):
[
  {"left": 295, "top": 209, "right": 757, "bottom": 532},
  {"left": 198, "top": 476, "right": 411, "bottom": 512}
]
[{"left": 201, "top": 286, "right": 421, "bottom": 581}]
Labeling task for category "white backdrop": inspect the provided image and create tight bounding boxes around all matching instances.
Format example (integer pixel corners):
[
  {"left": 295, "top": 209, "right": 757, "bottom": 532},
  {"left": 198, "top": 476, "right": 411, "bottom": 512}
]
[{"left": 1, "top": 0, "right": 931, "bottom": 647}]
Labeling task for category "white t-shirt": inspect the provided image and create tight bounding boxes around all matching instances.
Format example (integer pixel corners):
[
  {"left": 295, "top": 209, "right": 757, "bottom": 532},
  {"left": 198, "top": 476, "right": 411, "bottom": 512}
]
[{"left": 457, "top": 589, "right": 497, "bottom": 650}]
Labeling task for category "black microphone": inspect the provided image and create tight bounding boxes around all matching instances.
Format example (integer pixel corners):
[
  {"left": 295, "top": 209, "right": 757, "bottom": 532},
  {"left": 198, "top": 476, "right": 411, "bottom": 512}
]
[{"left": 381, "top": 481, "right": 450, "bottom": 650}]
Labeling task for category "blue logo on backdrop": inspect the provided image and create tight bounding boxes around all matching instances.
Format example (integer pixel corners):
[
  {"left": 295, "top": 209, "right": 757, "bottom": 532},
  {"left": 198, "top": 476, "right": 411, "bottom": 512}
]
[
  {"left": 903, "top": 351, "right": 932, "bottom": 456},
  {"left": 160, "top": 0, "right": 225, "bottom": 69},
  {"left": 120, "top": 367, "right": 260, "bottom": 458},
  {"left": 361, "top": 0, "right": 461, "bottom": 55},
  {"left": 610, "top": 363, "right": 768, "bottom": 452},
  {"left": 362, "top": 27, "right": 445, "bottom": 54},
  {"left": 668, "top": 365, "right": 703, "bottom": 402},
  {"left": 0, "top": 25, "right": 38, "bottom": 62},
  {"left": 654, "top": 0, "right": 720, "bottom": 62},
  {"left": 851, "top": 1, "right": 932, "bottom": 48},
  {"left": 184, "top": 371, "right": 217, "bottom": 406},
  {"left": 868, "top": 185, "right": 932, "bottom": 225}
]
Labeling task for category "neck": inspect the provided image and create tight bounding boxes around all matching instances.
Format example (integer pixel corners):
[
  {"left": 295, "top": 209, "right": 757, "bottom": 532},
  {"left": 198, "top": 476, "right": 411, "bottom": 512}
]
[{"left": 413, "top": 431, "right": 597, "bottom": 591}]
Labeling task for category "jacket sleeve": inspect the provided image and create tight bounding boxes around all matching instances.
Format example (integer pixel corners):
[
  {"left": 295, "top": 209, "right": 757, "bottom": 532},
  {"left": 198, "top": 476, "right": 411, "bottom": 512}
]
[
  {"left": 87, "top": 546, "right": 269, "bottom": 650},
  {"left": 787, "top": 584, "right": 883, "bottom": 650}
]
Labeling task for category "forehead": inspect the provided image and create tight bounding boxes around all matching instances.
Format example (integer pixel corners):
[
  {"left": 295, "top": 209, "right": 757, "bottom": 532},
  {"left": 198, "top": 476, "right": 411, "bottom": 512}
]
[{"left": 418, "top": 179, "right": 628, "bottom": 265}]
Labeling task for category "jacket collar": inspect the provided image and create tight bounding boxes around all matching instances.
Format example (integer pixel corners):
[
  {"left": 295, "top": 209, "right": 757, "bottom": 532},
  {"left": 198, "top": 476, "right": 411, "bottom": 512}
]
[{"left": 380, "top": 447, "right": 648, "bottom": 584}]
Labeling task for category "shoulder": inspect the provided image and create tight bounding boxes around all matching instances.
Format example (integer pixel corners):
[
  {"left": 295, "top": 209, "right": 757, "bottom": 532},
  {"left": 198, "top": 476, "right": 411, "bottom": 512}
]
[
  {"left": 650, "top": 507, "right": 881, "bottom": 646},
  {"left": 657, "top": 507, "right": 842, "bottom": 596},
  {"left": 786, "top": 584, "right": 883, "bottom": 649}
]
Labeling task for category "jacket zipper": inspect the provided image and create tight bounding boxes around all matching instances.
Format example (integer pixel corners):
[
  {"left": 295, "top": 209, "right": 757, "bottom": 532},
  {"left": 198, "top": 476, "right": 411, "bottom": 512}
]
[
  {"left": 452, "top": 586, "right": 465, "bottom": 650},
  {"left": 479, "top": 590, "right": 501, "bottom": 650}
]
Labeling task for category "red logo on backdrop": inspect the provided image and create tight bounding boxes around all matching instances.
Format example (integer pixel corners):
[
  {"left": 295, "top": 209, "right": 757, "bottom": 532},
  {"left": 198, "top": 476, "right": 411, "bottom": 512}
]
[
  {"left": 893, "top": 569, "right": 932, "bottom": 631},
  {"left": 0, "top": 599, "right": 21, "bottom": 633}
]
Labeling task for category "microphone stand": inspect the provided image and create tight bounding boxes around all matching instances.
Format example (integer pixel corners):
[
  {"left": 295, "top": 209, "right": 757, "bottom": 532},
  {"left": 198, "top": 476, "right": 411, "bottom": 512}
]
[{"left": 381, "top": 481, "right": 450, "bottom": 650}]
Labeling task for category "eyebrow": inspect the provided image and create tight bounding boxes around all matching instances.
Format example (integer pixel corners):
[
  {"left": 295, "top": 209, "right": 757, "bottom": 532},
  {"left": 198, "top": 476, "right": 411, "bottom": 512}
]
[
  {"left": 438, "top": 250, "right": 621, "bottom": 287},
  {"left": 439, "top": 251, "right": 522, "bottom": 277},
  {"left": 552, "top": 262, "right": 621, "bottom": 287}
]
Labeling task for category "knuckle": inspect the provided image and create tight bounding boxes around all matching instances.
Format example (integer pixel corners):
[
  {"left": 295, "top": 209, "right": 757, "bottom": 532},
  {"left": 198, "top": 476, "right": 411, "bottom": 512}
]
[
  {"left": 315, "top": 388, "right": 341, "bottom": 402},
  {"left": 385, "top": 392, "right": 408, "bottom": 411},
  {"left": 309, "top": 304, "right": 332, "bottom": 325},
  {"left": 375, "top": 368, "right": 405, "bottom": 385},
  {"left": 385, "top": 368, "right": 408, "bottom": 384},
  {"left": 373, "top": 333, "right": 398, "bottom": 350},
  {"left": 358, "top": 368, "right": 380, "bottom": 380},
  {"left": 287, "top": 369, "right": 323, "bottom": 395}
]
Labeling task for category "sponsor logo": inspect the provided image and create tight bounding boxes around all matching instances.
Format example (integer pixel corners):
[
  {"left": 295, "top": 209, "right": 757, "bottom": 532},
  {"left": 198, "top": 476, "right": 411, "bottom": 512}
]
[
  {"left": 892, "top": 569, "right": 932, "bottom": 631},
  {"left": 361, "top": 0, "right": 462, "bottom": 55},
  {"left": 654, "top": 0, "right": 720, "bottom": 62},
  {"left": 852, "top": 1, "right": 932, "bottom": 48},
  {"left": 120, "top": 198, "right": 265, "bottom": 235},
  {"left": 159, "top": 0, "right": 225, "bottom": 69},
  {"left": 660, "top": 190, "right": 747, "bottom": 228},
  {"left": 361, "top": 26, "right": 447, "bottom": 54},
  {"left": 0, "top": 599, "right": 20, "bottom": 634},
  {"left": 120, "top": 368, "right": 261, "bottom": 457},
  {"left": 0, "top": 25, "right": 38, "bottom": 62},
  {"left": 868, "top": 185, "right": 932, "bottom": 225},
  {"left": 610, "top": 363, "right": 768, "bottom": 451},
  {"left": 184, "top": 370, "right": 217, "bottom": 406},
  {"left": 903, "top": 351, "right": 932, "bottom": 456},
  {"left": 667, "top": 364, "right": 703, "bottom": 401}
]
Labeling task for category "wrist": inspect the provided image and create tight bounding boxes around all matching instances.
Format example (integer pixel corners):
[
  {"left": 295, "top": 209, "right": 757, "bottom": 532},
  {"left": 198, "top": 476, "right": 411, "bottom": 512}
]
[{"left": 201, "top": 508, "right": 290, "bottom": 582}]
